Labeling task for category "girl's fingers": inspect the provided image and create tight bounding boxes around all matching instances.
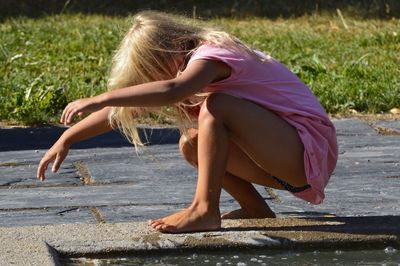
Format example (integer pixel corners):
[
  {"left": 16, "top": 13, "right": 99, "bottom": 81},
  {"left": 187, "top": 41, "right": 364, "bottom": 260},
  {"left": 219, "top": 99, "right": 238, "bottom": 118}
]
[
  {"left": 61, "top": 98, "right": 96, "bottom": 125},
  {"left": 66, "top": 108, "right": 77, "bottom": 124},
  {"left": 63, "top": 103, "right": 83, "bottom": 125},
  {"left": 38, "top": 138, "right": 70, "bottom": 182},
  {"left": 61, "top": 103, "right": 76, "bottom": 125},
  {"left": 37, "top": 162, "right": 43, "bottom": 180},
  {"left": 61, "top": 107, "right": 73, "bottom": 125},
  {"left": 60, "top": 103, "right": 72, "bottom": 124},
  {"left": 52, "top": 153, "right": 65, "bottom": 173},
  {"left": 37, "top": 158, "right": 50, "bottom": 181}
]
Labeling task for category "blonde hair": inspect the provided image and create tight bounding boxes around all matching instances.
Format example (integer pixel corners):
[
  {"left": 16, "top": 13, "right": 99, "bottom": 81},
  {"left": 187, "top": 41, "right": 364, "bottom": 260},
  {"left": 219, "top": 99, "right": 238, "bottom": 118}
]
[{"left": 107, "top": 11, "right": 266, "bottom": 147}]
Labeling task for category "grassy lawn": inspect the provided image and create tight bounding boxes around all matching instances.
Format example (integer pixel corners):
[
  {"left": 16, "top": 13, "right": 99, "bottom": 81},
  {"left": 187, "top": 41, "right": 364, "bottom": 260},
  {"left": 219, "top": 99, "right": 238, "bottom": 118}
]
[{"left": 0, "top": 14, "right": 399, "bottom": 125}]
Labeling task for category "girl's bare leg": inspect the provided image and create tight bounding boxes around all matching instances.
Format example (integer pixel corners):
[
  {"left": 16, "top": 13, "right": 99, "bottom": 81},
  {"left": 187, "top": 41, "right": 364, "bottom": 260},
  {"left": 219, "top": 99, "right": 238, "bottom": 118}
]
[
  {"left": 221, "top": 172, "right": 276, "bottom": 219},
  {"left": 149, "top": 95, "right": 229, "bottom": 233},
  {"left": 149, "top": 93, "right": 307, "bottom": 233},
  {"left": 179, "top": 129, "right": 277, "bottom": 219}
]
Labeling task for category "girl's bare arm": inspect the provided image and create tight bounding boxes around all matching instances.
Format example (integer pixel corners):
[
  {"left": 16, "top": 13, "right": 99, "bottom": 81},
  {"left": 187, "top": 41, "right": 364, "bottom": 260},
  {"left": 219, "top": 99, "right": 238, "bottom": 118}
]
[
  {"left": 37, "top": 106, "right": 113, "bottom": 180},
  {"left": 59, "top": 106, "right": 113, "bottom": 146},
  {"left": 60, "top": 59, "right": 231, "bottom": 125}
]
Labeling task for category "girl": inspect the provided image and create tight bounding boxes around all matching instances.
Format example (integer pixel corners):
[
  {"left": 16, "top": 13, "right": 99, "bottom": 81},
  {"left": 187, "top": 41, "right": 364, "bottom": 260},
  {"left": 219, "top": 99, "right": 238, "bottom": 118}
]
[{"left": 37, "top": 11, "right": 338, "bottom": 233}]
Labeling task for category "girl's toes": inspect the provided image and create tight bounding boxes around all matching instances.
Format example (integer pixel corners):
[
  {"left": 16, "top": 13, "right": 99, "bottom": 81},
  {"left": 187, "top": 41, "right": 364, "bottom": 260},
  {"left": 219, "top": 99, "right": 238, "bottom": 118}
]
[
  {"left": 149, "top": 218, "right": 163, "bottom": 226},
  {"left": 149, "top": 220, "right": 163, "bottom": 229},
  {"left": 154, "top": 222, "right": 168, "bottom": 231},
  {"left": 157, "top": 224, "right": 175, "bottom": 233}
]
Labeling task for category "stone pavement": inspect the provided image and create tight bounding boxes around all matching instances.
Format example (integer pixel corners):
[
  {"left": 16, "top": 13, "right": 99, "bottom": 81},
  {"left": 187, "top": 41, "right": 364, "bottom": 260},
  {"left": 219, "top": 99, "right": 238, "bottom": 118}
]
[{"left": 0, "top": 117, "right": 399, "bottom": 265}]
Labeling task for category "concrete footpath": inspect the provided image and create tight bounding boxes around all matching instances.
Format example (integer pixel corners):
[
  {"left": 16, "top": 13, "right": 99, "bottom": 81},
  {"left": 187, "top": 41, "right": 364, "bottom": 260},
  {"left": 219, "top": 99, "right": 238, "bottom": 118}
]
[{"left": 0, "top": 117, "right": 399, "bottom": 265}]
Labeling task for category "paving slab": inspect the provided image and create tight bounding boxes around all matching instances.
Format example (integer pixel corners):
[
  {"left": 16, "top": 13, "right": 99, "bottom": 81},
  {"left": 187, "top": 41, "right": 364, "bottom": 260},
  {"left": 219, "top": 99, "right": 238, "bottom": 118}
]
[
  {"left": 0, "top": 119, "right": 399, "bottom": 222},
  {"left": 82, "top": 145, "right": 197, "bottom": 184},
  {"left": 0, "top": 207, "right": 96, "bottom": 227},
  {"left": 0, "top": 163, "right": 81, "bottom": 188},
  {"left": 0, "top": 183, "right": 182, "bottom": 209},
  {"left": 332, "top": 118, "right": 378, "bottom": 136}
]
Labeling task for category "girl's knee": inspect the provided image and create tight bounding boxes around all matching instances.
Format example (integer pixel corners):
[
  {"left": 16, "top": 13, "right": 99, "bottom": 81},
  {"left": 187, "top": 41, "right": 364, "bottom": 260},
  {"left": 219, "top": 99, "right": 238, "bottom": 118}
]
[
  {"left": 199, "top": 93, "right": 232, "bottom": 121},
  {"left": 179, "top": 129, "right": 198, "bottom": 167}
]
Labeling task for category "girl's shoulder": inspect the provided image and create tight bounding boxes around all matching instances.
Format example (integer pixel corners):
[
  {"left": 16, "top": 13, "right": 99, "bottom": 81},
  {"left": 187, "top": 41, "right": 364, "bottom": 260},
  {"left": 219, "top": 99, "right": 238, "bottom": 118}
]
[
  {"left": 187, "top": 44, "right": 250, "bottom": 74},
  {"left": 190, "top": 43, "right": 248, "bottom": 61}
]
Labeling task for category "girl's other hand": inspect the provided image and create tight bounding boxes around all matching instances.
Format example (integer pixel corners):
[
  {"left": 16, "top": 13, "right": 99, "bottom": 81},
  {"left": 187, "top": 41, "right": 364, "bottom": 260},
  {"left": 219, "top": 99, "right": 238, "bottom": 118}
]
[
  {"left": 60, "top": 97, "right": 103, "bottom": 125},
  {"left": 37, "top": 141, "right": 70, "bottom": 181}
]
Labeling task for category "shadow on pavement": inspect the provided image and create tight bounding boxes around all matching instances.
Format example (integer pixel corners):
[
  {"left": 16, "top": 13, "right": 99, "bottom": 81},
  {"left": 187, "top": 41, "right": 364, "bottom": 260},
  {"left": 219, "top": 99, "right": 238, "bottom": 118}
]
[
  {"left": 0, "top": 126, "right": 180, "bottom": 151},
  {"left": 225, "top": 215, "right": 400, "bottom": 235}
]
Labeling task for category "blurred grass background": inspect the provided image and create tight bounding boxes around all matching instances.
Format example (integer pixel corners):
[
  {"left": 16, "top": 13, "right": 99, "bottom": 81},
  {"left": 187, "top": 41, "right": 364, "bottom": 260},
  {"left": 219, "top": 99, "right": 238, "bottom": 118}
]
[
  {"left": 1, "top": 0, "right": 399, "bottom": 20},
  {"left": 0, "top": 3, "right": 399, "bottom": 125}
]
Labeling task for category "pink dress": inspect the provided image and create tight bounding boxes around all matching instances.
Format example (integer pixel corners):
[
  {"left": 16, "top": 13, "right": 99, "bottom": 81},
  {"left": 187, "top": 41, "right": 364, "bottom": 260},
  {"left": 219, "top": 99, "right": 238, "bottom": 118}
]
[{"left": 188, "top": 44, "right": 338, "bottom": 204}]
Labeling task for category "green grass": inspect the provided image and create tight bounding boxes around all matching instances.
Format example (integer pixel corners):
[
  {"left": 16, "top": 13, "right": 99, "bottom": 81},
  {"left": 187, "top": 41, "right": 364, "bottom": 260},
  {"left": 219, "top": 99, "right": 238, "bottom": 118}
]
[{"left": 0, "top": 14, "right": 399, "bottom": 125}]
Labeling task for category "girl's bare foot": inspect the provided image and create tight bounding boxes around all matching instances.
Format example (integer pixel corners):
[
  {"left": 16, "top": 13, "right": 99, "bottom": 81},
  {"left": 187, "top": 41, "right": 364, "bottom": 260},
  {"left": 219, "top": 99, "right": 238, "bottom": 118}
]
[
  {"left": 148, "top": 204, "right": 221, "bottom": 233},
  {"left": 221, "top": 207, "right": 276, "bottom": 219}
]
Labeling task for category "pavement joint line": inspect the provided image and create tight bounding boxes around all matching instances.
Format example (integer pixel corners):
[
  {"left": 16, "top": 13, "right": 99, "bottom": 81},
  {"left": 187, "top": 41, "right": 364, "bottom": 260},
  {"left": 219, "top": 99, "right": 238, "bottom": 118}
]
[
  {"left": 264, "top": 187, "right": 282, "bottom": 204},
  {"left": 0, "top": 162, "right": 26, "bottom": 167},
  {"left": 73, "top": 161, "right": 95, "bottom": 185},
  {"left": 82, "top": 181, "right": 138, "bottom": 186},
  {"left": 0, "top": 206, "right": 88, "bottom": 212},
  {"left": 373, "top": 126, "right": 400, "bottom": 136},
  {"left": 352, "top": 114, "right": 399, "bottom": 123},
  {"left": 0, "top": 183, "right": 82, "bottom": 190},
  {"left": 0, "top": 204, "right": 174, "bottom": 212},
  {"left": 0, "top": 202, "right": 197, "bottom": 212},
  {"left": 0, "top": 178, "right": 23, "bottom": 187},
  {"left": 90, "top": 207, "right": 106, "bottom": 224},
  {"left": 0, "top": 180, "right": 141, "bottom": 189}
]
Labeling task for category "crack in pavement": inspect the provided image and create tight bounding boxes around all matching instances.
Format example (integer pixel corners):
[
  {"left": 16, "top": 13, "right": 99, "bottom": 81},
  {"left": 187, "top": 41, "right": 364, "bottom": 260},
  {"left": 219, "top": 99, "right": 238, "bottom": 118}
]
[{"left": 55, "top": 208, "right": 80, "bottom": 216}]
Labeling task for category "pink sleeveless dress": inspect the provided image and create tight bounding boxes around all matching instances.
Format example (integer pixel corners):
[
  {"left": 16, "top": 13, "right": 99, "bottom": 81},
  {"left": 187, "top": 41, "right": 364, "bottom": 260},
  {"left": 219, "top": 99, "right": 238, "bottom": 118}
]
[{"left": 187, "top": 44, "right": 338, "bottom": 204}]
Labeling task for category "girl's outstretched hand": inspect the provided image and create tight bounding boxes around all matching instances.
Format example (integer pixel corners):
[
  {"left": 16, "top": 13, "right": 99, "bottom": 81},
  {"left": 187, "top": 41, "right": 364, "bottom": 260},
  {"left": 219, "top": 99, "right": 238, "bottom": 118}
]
[
  {"left": 37, "top": 141, "right": 70, "bottom": 181},
  {"left": 60, "top": 97, "right": 103, "bottom": 125}
]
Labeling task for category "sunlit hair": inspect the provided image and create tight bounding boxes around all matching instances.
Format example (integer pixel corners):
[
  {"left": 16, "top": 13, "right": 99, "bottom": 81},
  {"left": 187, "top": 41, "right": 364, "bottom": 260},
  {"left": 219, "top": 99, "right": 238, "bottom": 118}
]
[{"left": 107, "top": 11, "right": 267, "bottom": 148}]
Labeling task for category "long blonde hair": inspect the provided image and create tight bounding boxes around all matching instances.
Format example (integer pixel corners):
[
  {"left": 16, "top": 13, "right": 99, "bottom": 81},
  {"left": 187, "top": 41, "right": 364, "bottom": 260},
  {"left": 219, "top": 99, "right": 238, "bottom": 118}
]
[{"left": 107, "top": 11, "right": 265, "bottom": 147}]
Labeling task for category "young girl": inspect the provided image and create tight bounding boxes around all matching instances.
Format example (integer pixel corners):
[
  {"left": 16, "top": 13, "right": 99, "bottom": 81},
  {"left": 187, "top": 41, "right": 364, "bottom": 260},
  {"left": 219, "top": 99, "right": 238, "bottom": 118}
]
[{"left": 37, "top": 11, "right": 338, "bottom": 233}]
